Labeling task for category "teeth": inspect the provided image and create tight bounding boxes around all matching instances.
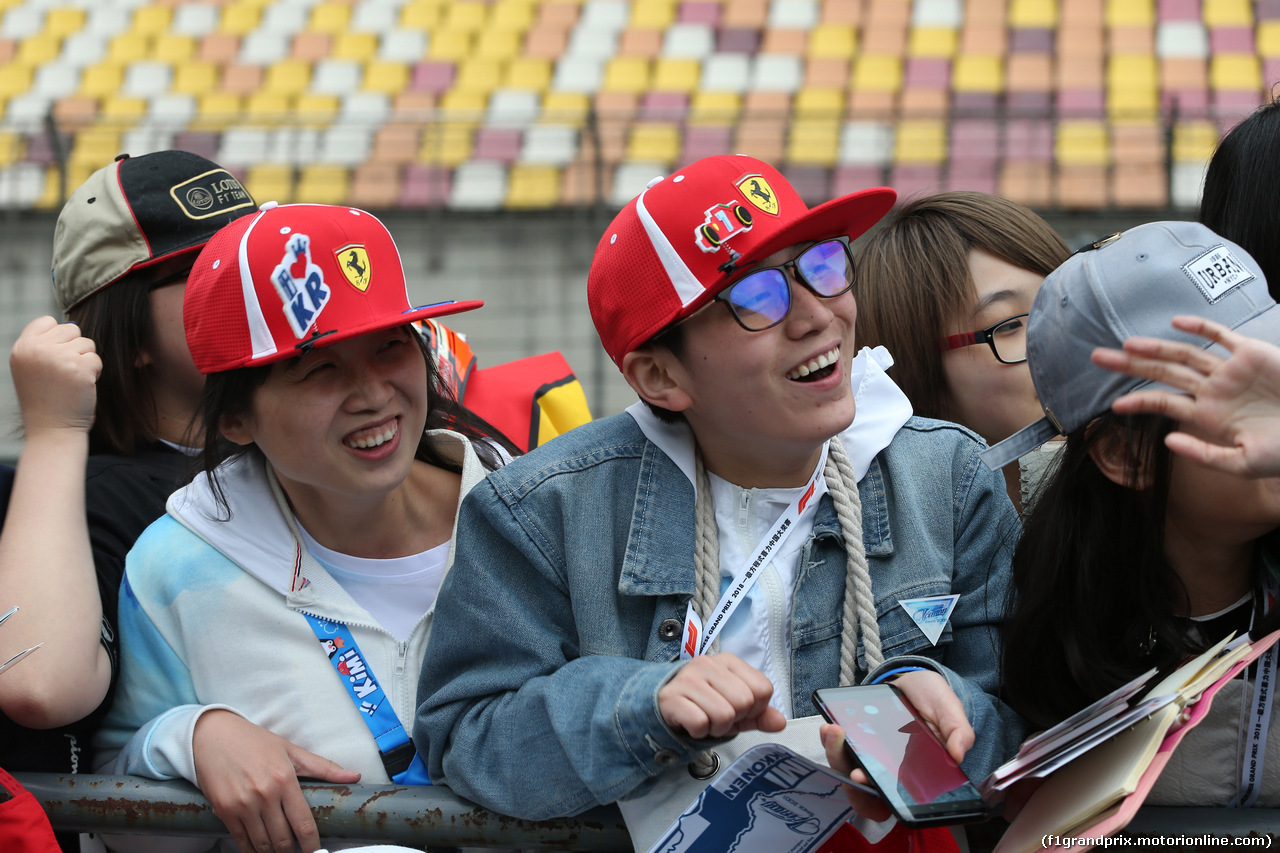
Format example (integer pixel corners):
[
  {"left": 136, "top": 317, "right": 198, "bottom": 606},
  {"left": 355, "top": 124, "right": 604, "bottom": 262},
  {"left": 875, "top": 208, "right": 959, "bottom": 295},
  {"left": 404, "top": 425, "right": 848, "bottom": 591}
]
[
  {"left": 787, "top": 347, "right": 840, "bottom": 381},
  {"left": 346, "top": 420, "right": 398, "bottom": 449}
]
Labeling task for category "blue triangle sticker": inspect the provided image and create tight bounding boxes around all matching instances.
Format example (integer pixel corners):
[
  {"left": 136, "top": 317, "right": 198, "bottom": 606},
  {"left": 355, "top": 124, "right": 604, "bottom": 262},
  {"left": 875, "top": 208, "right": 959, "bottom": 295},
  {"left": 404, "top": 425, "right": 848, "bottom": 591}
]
[{"left": 898, "top": 595, "right": 959, "bottom": 646}]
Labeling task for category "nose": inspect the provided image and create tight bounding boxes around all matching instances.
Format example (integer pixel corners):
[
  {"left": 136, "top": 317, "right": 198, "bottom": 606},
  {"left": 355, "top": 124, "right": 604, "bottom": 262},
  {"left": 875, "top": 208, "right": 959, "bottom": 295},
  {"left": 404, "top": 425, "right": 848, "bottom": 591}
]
[
  {"left": 783, "top": 272, "right": 839, "bottom": 337},
  {"left": 344, "top": 361, "right": 396, "bottom": 412}
]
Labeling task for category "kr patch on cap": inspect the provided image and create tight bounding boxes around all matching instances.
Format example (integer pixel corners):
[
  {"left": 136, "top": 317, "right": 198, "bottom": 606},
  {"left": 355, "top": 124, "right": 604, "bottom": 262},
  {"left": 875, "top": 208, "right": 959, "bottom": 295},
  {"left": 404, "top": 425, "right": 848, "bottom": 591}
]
[
  {"left": 51, "top": 151, "right": 257, "bottom": 312},
  {"left": 184, "top": 203, "right": 482, "bottom": 374},
  {"left": 980, "top": 220, "right": 1280, "bottom": 470},
  {"left": 587, "top": 154, "right": 896, "bottom": 365}
]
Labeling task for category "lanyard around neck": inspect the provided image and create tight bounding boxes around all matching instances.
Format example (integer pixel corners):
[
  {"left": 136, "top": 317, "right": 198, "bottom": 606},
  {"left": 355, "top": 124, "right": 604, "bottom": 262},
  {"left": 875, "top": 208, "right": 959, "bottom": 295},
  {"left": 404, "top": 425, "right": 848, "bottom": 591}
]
[
  {"left": 1232, "top": 574, "right": 1279, "bottom": 808},
  {"left": 679, "top": 444, "right": 830, "bottom": 661}
]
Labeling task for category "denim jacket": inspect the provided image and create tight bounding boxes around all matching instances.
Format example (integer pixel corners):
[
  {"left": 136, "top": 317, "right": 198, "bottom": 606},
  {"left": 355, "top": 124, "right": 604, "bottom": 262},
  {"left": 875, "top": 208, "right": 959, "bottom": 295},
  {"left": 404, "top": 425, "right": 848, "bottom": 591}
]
[{"left": 414, "top": 413, "right": 1024, "bottom": 820}]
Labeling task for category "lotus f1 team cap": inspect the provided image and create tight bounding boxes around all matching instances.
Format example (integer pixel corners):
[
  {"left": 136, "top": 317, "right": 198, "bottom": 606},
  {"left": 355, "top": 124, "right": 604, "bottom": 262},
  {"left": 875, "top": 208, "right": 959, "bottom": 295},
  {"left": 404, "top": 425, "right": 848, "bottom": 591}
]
[
  {"left": 980, "top": 220, "right": 1280, "bottom": 470},
  {"left": 587, "top": 154, "right": 897, "bottom": 365},
  {"left": 52, "top": 150, "right": 257, "bottom": 312},
  {"left": 183, "top": 202, "right": 483, "bottom": 374}
]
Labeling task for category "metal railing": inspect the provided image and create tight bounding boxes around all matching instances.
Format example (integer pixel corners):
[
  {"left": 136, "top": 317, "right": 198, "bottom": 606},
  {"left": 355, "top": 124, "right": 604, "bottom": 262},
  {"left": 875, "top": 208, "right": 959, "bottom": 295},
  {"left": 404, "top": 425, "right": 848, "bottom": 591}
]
[{"left": 17, "top": 773, "right": 631, "bottom": 851}]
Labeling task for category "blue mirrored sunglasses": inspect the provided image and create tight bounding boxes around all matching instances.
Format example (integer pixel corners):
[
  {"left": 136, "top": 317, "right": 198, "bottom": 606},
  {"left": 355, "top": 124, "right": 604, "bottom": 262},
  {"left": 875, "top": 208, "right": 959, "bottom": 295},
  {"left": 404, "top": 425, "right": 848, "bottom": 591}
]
[{"left": 714, "top": 237, "right": 856, "bottom": 332}]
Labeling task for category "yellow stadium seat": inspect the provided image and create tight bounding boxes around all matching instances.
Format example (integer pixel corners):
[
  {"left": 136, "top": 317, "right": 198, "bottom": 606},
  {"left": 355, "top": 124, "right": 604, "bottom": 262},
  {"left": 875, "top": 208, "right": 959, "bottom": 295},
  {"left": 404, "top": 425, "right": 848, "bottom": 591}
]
[
  {"left": 953, "top": 56, "right": 1003, "bottom": 92},
  {"left": 787, "top": 118, "right": 839, "bottom": 165},
  {"left": 365, "top": 61, "right": 410, "bottom": 94},
  {"left": 265, "top": 60, "right": 311, "bottom": 96},
  {"left": 1203, "top": 0, "right": 1253, "bottom": 27},
  {"left": 541, "top": 91, "right": 590, "bottom": 126},
  {"left": 1008, "top": 0, "right": 1057, "bottom": 28},
  {"left": 419, "top": 124, "right": 474, "bottom": 166},
  {"left": 809, "top": 24, "right": 857, "bottom": 58},
  {"left": 502, "top": 58, "right": 551, "bottom": 91},
  {"left": 443, "top": 2, "right": 489, "bottom": 32},
  {"left": 246, "top": 91, "right": 293, "bottom": 123},
  {"left": 44, "top": 8, "right": 85, "bottom": 38},
  {"left": 852, "top": 56, "right": 902, "bottom": 92},
  {"left": 194, "top": 93, "right": 243, "bottom": 129},
  {"left": 1104, "top": 0, "right": 1153, "bottom": 27},
  {"left": 627, "top": 122, "right": 680, "bottom": 162},
  {"left": 247, "top": 164, "right": 295, "bottom": 205},
  {"left": 220, "top": 3, "right": 263, "bottom": 36},
  {"left": 652, "top": 59, "right": 700, "bottom": 92},
  {"left": 454, "top": 59, "right": 504, "bottom": 94},
  {"left": 400, "top": 0, "right": 443, "bottom": 30},
  {"left": 296, "top": 165, "right": 350, "bottom": 205},
  {"left": 1210, "top": 54, "right": 1261, "bottom": 90},
  {"left": 1057, "top": 121, "right": 1110, "bottom": 166},
  {"left": 506, "top": 165, "right": 561, "bottom": 208},
  {"left": 909, "top": 27, "right": 957, "bottom": 57},
  {"left": 310, "top": 2, "right": 352, "bottom": 34},
  {"left": 101, "top": 96, "right": 148, "bottom": 123},
  {"left": 70, "top": 127, "right": 122, "bottom": 169},
  {"left": 491, "top": 0, "right": 537, "bottom": 31},
  {"left": 603, "top": 57, "right": 651, "bottom": 93},
  {"left": 1108, "top": 87, "right": 1158, "bottom": 118},
  {"left": 37, "top": 165, "right": 64, "bottom": 210},
  {"left": 132, "top": 6, "right": 172, "bottom": 36},
  {"left": 333, "top": 32, "right": 379, "bottom": 61},
  {"left": 1107, "top": 56, "right": 1157, "bottom": 89},
  {"left": 438, "top": 89, "right": 488, "bottom": 116},
  {"left": 16, "top": 34, "right": 59, "bottom": 67},
  {"left": 296, "top": 94, "right": 340, "bottom": 124},
  {"left": 174, "top": 62, "right": 219, "bottom": 96},
  {"left": 429, "top": 31, "right": 475, "bottom": 61},
  {"left": 794, "top": 87, "right": 842, "bottom": 119},
  {"left": 0, "top": 65, "right": 31, "bottom": 99},
  {"left": 689, "top": 91, "right": 740, "bottom": 126},
  {"left": 0, "top": 132, "right": 25, "bottom": 166},
  {"left": 79, "top": 63, "right": 124, "bottom": 98},
  {"left": 894, "top": 120, "right": 947, "bottom": 164},
  {"left": 154, "top": 35, "right": 196, "bottom": 63},
  {"left": 477, "top": 29, "right": 521, "bottom": 60},
  {"left": 1259, "top": 22, "right": 1280, "bottom": 57},
  {"left": 108, "top": 33, "right": 151, "bottom": 63},
  {"left": 631, "top": 0, "right": 676, "bottom": 29},
  {"left": 1172, "top": 120, "right": 1219, "bottom": 163}
]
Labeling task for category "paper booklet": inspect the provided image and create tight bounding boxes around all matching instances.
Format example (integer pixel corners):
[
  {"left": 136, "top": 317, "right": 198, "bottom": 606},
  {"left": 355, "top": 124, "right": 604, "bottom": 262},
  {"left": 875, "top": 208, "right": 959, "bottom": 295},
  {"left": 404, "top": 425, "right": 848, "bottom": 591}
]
[{"left": 648, "top": 629, "right": 1280, "bottom": 853}]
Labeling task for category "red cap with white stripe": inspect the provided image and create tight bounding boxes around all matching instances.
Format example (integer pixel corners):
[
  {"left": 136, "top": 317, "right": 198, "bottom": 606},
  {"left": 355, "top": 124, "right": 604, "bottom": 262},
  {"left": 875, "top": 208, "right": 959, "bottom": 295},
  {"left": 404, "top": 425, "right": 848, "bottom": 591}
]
[
  {"left": 183, "top": 202, "right": 482, "bottom": 374},
  {"left": 587, "top": 155, "right": 895, "bottom": 364}
]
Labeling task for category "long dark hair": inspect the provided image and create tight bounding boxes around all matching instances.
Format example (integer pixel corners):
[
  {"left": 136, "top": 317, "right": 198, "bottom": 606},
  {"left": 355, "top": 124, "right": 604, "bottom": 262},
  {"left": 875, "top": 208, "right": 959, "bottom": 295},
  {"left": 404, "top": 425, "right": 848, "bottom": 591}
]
[
  {"left": 1199, "top": 97, "right": 1280, "bottom": 300},
  {"left": 196, "top": 328, "right": 519, "bottom": 515},
  {"left": 1003, "top": 413, "right": 1191, "bottom": 729},
  {"left": 66, "top": 275, "right": 160, "bottom": 456}
]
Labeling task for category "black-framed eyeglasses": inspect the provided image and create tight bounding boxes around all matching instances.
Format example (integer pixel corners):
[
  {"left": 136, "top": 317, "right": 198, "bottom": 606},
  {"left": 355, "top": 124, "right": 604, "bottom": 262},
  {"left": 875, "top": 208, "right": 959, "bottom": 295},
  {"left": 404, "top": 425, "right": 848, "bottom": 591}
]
[
  {"left": 938, "top": 313, "right": 1029, "bottom": 364},
  {"left": 714, "top": 236, "right": 856, "bottom": 332}
]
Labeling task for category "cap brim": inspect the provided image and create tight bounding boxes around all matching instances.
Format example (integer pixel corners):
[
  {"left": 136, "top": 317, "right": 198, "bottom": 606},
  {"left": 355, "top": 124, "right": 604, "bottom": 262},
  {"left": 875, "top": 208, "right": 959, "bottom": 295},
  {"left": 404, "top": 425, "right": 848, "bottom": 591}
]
[{"left": 979, "top": 417, "right": 1060, "bottom": 471}]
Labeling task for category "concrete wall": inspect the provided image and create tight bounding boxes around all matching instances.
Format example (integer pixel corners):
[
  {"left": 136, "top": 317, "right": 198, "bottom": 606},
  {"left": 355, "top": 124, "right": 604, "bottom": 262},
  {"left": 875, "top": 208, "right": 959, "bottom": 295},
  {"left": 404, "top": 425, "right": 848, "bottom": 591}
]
[{"left": 0, "top": 206, "right": 1178, "bottom": 464}]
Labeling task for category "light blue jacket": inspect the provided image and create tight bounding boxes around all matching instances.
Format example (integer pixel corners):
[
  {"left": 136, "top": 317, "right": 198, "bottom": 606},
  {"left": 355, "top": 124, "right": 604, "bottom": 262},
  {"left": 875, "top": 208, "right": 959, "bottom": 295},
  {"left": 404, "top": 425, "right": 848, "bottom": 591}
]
[{"left": 414, "top": 413, "right": 1024, "bottom": 820}]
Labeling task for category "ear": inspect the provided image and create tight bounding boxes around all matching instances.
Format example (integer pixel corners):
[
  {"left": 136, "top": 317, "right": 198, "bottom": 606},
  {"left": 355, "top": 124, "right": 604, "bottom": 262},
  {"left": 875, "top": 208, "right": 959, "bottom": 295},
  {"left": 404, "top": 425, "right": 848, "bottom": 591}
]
[
  {"left": 1088, "top": 424, "right": 1154, "bottom": 491},
  {"left": 218, "top": 412, "right": 255, "bottom": 447},
  {"left": 621, "top": 347, "right": 694, "bottom": 414},
  {"left": 134, "top": 347, "right": 154, "bottom": 369}
]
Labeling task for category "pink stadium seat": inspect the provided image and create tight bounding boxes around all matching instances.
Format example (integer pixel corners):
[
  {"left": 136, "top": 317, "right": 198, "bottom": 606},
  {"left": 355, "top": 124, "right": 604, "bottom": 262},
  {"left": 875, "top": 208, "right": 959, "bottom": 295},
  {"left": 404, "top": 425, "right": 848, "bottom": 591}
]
[
  {"left": 399, "top": 165, "right": 453, "bottom": 207},
  {"left": 1010, "top": 29, "right": 1054, "bottom": 53},
  {"left": 1003, "top": 119, "right": 1054, "bottom": 160},
  {"left": 782, "top": 166, "right": 831, "bottom": 205},
  {"left": 1210, "top": 28, "right": 1255, "bottom": 54},
  {"left": 1162, "top": 88, "right": 1211, "bottom": 118},
  {"left": 1260, "top": 0, "right": 1280, "bottom": 19},
  {"left": 680, "top": 125, "right": 731, "bottom": 163},
  {"left": 410, "top": 62, "right": 456, "bottom": 93},
  {"left": 640, "top": 91, "right": 689, "bottom": 121},
  {"left": 173, "top": 130, "right": 221, "bottom": 162},
  {"left": 832, "top": 165, "right": 887, "bottom": 197},
  {"left": 889, "top": 165, "right": 944, "bottom": 202},
  {"left": 1057, "top": 88, "right": 1106, "bottom": 118},
  {"left": 1158, "top": 0, "right": 1201, "bottom": 20},
  {"left": 472, "top": 128, "right": 524, "bottom": 163},
  {"left": 1007, "top": 91, "right": 1053, "bottom": 116},
  {"left": 950, "top": 119, "right": 1000, "bottom": 163},
  {"left": 679, "top": 2, "right": 721, "bottom": 25},
  {"left": 23, "top": 132, "right": 56, "bottom": 165},
  {"left": 945, "top": 163, "right": 998, "bottom": 195},
  {"left": 904, "top": 58, "right": 950, "bottom": 88},
  {"left": 716, "top": 28, "right": 760, "bottom": 52},
  {"left": 953, "top": 93, "right": 999, "bottom": 117}
]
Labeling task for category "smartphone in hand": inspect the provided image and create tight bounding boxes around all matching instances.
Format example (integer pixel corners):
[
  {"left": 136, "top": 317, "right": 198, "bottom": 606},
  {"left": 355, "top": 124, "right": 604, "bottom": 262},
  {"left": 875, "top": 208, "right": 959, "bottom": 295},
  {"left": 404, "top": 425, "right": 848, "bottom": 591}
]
[{"left": 812, "top": 684, "right": 991, "bottom": 828}]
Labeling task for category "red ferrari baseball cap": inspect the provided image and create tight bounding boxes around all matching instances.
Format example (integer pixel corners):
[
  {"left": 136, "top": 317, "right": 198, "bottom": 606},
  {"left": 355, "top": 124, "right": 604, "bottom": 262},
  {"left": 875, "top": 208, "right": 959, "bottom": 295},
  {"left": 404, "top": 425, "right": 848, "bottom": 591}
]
[
  {"left": 587, "top": 154, "right": 896, "bottom": 364},
  {"left": 184, "top": 202, "right": 482, "bottom": 374}
]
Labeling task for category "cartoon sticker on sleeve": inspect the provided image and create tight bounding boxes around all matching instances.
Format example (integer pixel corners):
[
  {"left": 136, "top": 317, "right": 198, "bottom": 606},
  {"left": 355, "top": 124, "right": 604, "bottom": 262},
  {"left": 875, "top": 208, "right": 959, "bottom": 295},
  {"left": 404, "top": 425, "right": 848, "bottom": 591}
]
[
  {"left": 272, "top": 233, "right": 331, "bottom": 338},
  {"left": 899, "top": 594, "right": 959, "bottom": 646}
]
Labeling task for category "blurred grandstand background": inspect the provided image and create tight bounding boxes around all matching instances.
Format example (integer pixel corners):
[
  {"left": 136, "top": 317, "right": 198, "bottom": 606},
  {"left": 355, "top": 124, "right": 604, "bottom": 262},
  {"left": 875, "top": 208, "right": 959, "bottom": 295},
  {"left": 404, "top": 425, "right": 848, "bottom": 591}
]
[{"left": 0, "top": 0, "right": 1275, "bottom": 458}]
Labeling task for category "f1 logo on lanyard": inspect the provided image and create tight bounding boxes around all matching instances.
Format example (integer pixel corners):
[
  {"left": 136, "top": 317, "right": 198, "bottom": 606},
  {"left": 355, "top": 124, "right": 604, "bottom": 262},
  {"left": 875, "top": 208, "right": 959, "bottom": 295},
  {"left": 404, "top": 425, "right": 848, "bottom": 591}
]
[{"left": 679, "top": 444, "right": 830, "bottom": 660}]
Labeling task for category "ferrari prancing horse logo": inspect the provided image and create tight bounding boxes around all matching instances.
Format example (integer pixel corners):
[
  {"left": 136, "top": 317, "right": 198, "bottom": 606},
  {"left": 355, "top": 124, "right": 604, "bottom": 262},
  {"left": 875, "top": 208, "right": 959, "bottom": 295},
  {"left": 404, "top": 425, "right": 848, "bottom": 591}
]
[
  {"left": 737, "top": 175, "right": 779, "bottom": 215},
  {"left": 337, "top": 244, "right": 371, "bottom": 292}
]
